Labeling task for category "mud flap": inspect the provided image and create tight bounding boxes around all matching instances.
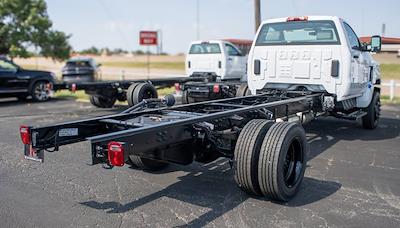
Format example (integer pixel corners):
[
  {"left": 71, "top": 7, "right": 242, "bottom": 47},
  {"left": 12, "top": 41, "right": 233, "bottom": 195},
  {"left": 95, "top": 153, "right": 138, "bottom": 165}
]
[{"left": 24, "top": 144, "right": 44, "bottom": 162}]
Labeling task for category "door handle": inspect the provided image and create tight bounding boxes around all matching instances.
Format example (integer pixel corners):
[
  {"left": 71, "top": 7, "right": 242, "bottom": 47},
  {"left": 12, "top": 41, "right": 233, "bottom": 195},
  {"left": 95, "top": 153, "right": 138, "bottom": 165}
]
[
  {"left": 353, "top": 55, "right": 359, "bottom": 59},
  {"left": 228, "top": 58, "right": 233, "bottom": 61}
]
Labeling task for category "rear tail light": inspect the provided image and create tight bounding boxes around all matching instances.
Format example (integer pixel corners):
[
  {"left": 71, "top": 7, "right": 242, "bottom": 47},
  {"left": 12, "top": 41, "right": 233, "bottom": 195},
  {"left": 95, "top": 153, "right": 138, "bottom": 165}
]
[
  {"left": 174, "top": 83, "right": 181, "bottom": 92},
  {"left": 218, "top": 61, "right": 222, "bottom": 69},
  {"left": 213, "top": 84, "right": 220, "bottom": 93},
  {"left": 20, "top": 125, "right": 31, "bottom": 145},
  {"left": 107, "top": 142, "right": 124, "bottom": 166},
  {"left": 188, "top": 61, "right": 191, "bottom": 68},
  {"left": 287, "top": 16, "right": 308, "bottom": 21},
  {"left": 71, "top": 83, "right": 77, "bottom": 93}
]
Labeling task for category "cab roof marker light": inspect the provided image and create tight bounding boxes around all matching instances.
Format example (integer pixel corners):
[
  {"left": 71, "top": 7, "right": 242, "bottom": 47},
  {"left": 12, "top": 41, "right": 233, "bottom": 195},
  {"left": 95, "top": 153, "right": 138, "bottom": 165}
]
[{"left": 287, "top": 16, "right": 308, "bottom": 22}]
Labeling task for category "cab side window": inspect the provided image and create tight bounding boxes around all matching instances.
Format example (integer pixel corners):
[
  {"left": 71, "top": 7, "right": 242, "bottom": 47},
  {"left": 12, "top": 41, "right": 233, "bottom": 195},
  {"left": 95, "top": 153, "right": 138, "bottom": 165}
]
[
  {"left": 343, "top": 22, "right": 360, "bottom": 49},
  {"left": 0, "top": 60, "right": 17, "bottom": 72},
  {"left": 225, "top": 44, "right": 242, "bottom": 56}
]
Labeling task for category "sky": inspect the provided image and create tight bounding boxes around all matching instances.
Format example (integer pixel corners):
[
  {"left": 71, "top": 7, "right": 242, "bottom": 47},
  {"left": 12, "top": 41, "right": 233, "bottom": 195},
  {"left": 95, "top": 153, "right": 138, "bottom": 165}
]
[{"left": 45, "top": 0, "right": 400, "bottom": 54}]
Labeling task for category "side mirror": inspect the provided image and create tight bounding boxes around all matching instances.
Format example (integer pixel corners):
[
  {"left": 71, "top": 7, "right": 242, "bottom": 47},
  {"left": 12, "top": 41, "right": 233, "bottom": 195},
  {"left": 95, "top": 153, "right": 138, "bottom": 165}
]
[{"left": 370, "top": 35, "right": 381, "bottom": 52}]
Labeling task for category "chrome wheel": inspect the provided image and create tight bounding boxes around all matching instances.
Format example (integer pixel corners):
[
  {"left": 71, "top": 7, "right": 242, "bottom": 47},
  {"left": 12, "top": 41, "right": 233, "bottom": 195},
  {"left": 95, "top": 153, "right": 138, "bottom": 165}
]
[{"left": 32, "top": 82, "right": 51, "bottom": 101}]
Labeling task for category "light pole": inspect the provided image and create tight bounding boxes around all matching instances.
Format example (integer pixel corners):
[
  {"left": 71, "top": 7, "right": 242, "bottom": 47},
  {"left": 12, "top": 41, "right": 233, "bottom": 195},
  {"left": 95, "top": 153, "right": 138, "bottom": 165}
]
[
  {"left": 196, "top": 0, "right": 200, "bottom": 40},
  {"left": 254, "top": 0, "right": 261, "bottom": 33}
]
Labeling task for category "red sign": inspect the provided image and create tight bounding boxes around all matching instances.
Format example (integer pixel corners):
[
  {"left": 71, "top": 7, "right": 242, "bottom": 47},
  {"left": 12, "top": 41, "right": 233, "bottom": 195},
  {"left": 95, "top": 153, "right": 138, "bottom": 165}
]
[{"left": 139, "top": 31, "right": 158, "bottom": 45}]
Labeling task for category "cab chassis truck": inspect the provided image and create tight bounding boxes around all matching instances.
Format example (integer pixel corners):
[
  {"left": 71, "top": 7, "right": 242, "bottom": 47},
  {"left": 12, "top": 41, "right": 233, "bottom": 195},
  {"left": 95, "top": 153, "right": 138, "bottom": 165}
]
[
  {"left": 21, "top": 90, "right": 326, "bottom": 201},
  {"left": 19, "top": 16, "right": 382, "bottom": 201}
]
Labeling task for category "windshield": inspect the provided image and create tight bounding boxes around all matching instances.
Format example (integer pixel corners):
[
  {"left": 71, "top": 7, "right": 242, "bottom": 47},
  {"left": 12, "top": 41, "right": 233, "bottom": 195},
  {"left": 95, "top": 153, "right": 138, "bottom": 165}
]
[
  {"left": 256, "top": 20, "right": 340, "bottom": 45},
  {"left": 189, "top": 43, "right": 221, "bottom": 54},
  {"left": 66, "top": 61, "right": 91, "bottom": 67}
]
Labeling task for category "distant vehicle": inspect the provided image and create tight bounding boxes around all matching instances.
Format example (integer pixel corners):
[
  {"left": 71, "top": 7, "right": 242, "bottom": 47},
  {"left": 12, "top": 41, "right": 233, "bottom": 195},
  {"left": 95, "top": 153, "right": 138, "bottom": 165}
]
[
  {"left": 186, "top": 40, "right": 247, "bottom": 80},
  {"left": 62, "top": 57, "right": 101, "bottom": 82},
  {"left": 181, "top": 40, "right": 248, "bottom": 103},
  {"left": 0, "top": 57, "right": 55, "bottom": 101}
]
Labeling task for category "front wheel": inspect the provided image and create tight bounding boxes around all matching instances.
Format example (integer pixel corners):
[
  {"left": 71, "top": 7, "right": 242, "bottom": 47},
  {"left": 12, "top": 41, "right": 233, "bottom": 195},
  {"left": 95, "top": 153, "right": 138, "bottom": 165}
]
[
  {"left": 31, "top": 81, "right": 52, "bottom": 102},
  {"left": 362, "top": 91, "right": 380, "bottom": 129}
]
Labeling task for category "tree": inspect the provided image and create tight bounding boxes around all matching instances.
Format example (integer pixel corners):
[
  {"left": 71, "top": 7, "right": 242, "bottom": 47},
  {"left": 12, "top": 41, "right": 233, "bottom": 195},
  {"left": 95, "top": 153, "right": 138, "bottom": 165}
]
[
  {"left": 0, "top": 0, "right": 71, "bottom": 61},
  {"left": 79, "top": 46, "right": 100, "bottom": 55}
]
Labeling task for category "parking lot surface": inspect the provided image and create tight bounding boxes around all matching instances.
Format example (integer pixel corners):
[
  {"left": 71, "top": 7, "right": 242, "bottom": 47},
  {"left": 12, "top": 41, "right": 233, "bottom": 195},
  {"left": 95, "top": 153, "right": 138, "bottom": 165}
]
[{"left": 0, "top": 98, "right": 399, "bottom": 227}]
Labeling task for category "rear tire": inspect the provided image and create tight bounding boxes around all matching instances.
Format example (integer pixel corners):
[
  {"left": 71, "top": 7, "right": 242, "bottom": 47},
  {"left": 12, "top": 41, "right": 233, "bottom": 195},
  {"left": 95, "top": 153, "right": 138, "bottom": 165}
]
[
  {"left": 127, "top": 83, "right": 158, "bottom": 107},
  {"left": 89, "top": 95, "right": 116, "bottom": 108},
  {"left": 129, "top": 155, "right": 169, "bottom": 171},
  {"left": 258, "top": 122, "right": 307, "bottom": 202},
  {"left": 234, "top": 119, "right": 274, "bottom": 196},
  {"left": 182, "top": 90, "right": 196, "bottom": 104},
  {"left": 236, "top": 84, "right": 251, "bottom": 97},
  {"left": 362, "top": 91, "right": 380, "bottom": 129}
]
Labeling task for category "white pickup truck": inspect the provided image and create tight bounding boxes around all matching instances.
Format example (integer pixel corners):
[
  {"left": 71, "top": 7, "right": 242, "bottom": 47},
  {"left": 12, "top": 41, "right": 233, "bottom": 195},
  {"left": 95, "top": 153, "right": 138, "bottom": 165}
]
[
  {"left": 247, "top": 16, "right": 382, "bottom": 129},
  {"left": 182, "top": 40, "right": 249, "bottom": 103},
  {"left": 185, "top": 40, "right": 247, "bottom": 80}
]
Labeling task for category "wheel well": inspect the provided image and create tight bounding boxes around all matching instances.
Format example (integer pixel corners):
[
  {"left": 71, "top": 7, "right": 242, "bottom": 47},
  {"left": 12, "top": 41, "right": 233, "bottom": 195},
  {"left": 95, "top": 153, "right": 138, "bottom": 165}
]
[{"left": 29, "top": 78, "right": 51, "bottom": 93}]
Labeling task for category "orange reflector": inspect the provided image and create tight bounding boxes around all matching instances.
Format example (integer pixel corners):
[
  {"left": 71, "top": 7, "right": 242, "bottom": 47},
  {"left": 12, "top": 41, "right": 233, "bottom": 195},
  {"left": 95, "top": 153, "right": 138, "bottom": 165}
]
[{"left": 107, "top": 142, "right": 124, "bottom": 166}]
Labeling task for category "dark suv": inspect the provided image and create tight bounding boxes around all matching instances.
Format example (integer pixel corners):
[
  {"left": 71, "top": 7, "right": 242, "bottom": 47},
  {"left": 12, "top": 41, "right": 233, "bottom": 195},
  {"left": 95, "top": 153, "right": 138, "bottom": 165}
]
[
  {"left": 0, "top": 58, "right": 55, "bottom": 102},
  {"left": 62, "top": 57, "right": 101, "bottom": 82}
]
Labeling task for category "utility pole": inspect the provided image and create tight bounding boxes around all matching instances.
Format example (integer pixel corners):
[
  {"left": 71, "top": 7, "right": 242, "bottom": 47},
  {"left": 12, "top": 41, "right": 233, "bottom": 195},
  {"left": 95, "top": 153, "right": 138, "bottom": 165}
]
[
  {"left": 254, "top": 0, "right": 261, "bottom": 33},
  {"left": 196, "top": 0, "right": 200, "bottom": 40}
]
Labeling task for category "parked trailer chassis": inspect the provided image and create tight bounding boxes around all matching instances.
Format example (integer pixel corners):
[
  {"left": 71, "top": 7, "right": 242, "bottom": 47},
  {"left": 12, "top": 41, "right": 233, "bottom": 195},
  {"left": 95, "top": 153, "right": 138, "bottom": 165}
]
[
  {"left": 21, "top": 90, "right": 324, "bottom": 201},
  {"left": 52, "top": 77, "right": 206, "bottom": 108}
]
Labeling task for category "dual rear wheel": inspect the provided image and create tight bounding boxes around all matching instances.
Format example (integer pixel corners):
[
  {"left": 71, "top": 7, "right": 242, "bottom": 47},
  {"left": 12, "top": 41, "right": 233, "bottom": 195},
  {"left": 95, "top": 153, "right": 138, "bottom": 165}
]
[{"left": 234, "top": 120, "right": 307, "bottom": 202}]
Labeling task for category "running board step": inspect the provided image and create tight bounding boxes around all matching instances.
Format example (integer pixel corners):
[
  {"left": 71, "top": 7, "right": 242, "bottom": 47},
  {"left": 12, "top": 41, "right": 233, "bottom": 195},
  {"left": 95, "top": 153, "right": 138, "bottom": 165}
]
[{"left": 335, "top": 110, "right": 367, "bottom": 120}]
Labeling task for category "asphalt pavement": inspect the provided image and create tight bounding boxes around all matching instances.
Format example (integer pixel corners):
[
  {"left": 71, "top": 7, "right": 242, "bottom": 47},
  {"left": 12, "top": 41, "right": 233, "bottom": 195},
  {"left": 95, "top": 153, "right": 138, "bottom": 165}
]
[{"left": 0, "top": 97, "right": 399, "bottom": 227}]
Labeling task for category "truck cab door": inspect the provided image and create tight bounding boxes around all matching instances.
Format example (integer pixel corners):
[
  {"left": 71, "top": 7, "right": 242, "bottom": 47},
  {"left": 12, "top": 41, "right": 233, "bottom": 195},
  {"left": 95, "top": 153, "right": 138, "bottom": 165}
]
[
  {"left": 343, "top": 22, "right": 369, "bottom": 93},
  {"left": 224, "top": 43, "right": 246, "bottom": 79},
  {"left": 0, "top": 59, "right": 27, "bottom": 93}
]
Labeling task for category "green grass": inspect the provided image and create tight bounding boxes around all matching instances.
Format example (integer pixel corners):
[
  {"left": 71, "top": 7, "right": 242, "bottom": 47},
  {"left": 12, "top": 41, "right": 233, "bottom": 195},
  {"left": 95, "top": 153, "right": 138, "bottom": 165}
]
[
  {"left": 381, "top": 64, "right": 400, "bottom": 80},
  {"left": 55, "top": 90, "right": 89, "bottom": 100},
  {"left": 381, "top": 95, "right": 400, "bottom": 105},
  {"left": 54, "top": 87, "right": 175, "bottom": 103},
  {"left": 100, "top": 61, "right": 185, "bottom": 70}
]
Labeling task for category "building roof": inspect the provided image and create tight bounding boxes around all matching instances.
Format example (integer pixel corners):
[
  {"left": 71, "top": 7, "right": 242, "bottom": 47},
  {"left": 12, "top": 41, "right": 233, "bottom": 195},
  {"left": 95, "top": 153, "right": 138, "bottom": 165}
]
[{"left": 359, "top": 36, "right": 400, "bottom": 44}]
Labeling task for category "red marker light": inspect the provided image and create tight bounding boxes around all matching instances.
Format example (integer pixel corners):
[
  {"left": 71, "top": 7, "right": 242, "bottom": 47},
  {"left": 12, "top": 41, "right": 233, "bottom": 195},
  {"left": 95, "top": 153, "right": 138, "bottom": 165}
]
[
  {"left": 20, "top": 125, "right": 31, "bottom": 145},
  {"left": 213, "top": 84, "right": 220, "bottom": 93},
  {"left": 107, "top": 142, "right": 125, "bottom": 166},
  {"left": 174, "top": 83, "right": 181, "bottom": 92},
  {"left": 71, "top": 83, "right": 77, "bottom": 93},
  {"left": 287, "top": 16, "right": 308, "bottom": 22}
]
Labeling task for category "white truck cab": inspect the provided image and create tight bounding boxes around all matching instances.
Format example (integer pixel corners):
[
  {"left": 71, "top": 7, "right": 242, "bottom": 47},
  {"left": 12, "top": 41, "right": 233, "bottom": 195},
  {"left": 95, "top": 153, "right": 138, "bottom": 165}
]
[
  {"left": 186, "top": 40, "right": 247, "bottom": 80},
  {"left": 247, "top": 16, "right": 381, "bottom": 110}
]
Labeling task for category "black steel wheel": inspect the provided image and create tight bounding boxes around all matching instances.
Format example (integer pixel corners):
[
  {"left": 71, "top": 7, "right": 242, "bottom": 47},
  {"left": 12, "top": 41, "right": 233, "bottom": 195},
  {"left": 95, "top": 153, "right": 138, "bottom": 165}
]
[
  {"left": 233, "top": 119, "right": 274, "bottom": 196},
  {"left": 127, "top": 83, "right": 158, "bottom": 107},
  {"left": 129, "top": 155, "right": 168, "bottom": 171},
  {"left": 31, "top": 81, "right": 51, "bottom": 102},
  {"left": 362, "top": 91, "right": 381, "bottom": 129},
  {"left": 89, "top": 95, "right": 116, "bottom": 108},
  {"left": 258, "top": 122, "right": 307, "bottom": 202}
]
